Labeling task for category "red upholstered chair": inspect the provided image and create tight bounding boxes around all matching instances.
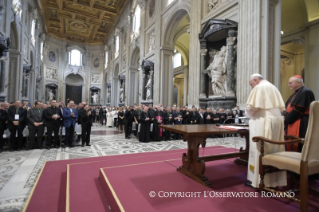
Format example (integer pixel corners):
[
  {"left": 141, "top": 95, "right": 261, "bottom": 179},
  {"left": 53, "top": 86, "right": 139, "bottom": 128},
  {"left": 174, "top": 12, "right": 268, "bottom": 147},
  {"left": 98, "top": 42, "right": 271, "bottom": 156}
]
[{"left": 252, "top": 101, "right": 319, "bottom": 212}]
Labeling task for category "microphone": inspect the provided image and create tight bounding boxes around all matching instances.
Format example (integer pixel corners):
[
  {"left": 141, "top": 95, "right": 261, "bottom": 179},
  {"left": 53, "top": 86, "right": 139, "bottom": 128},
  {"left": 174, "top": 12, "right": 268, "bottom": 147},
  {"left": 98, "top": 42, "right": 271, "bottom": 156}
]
[{"left": 223, "top": 118, "right": 235, "bottom": 125}]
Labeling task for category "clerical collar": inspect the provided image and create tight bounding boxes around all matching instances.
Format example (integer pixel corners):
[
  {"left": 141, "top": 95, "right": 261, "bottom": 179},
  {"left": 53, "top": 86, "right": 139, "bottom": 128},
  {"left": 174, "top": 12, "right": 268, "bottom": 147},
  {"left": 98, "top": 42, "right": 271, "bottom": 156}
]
[{"left": 295, "top": 86, "right": 303, "bottom": 93}]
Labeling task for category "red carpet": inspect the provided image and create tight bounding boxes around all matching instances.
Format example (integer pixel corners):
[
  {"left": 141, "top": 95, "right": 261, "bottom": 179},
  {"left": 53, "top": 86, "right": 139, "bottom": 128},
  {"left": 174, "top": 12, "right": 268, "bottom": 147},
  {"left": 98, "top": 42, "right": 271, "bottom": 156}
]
[
  {"left": 23, "top": 146, "right": 227, "bottom": 212},
  {"left": 23, "top": 146, "right": 319, "bottom": 212},
  {"left": 99, "top": 159, "right": 319, "bottom": 212},
  {"left": 67, "top": 146, "right": 231, "bottom": 212}
]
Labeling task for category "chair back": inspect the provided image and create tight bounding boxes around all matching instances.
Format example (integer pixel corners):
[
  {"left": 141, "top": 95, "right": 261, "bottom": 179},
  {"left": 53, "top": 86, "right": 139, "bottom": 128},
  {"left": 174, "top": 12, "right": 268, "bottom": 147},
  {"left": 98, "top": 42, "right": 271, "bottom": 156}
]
[{"left": 301, "top": 101, "right": 319, "bottom": 161}]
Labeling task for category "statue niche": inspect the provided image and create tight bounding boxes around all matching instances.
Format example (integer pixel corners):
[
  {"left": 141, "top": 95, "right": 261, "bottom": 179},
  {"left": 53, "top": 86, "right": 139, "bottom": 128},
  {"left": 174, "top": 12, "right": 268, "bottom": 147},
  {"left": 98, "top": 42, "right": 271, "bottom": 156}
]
[
  {"left": 46, "top": 83, "right": 58, "bottom": 102},
  {"left": 140, "top": 60, "right": 154, "bottom": 105},
  {"left": 199, "top": 19, "right": 238, "bottom": 109}
]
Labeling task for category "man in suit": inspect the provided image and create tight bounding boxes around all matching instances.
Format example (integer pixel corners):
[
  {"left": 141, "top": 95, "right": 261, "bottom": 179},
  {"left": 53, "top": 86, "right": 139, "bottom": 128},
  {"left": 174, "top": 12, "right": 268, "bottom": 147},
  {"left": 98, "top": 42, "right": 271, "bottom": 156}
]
[
  {"left": 182, "top": 106, "right": 191, "bottom": 124},
  {"left": 197, "top": 108, "right": 205, "bottom": 124},
  {"left": 44, "top": 100, "right": 62, "bottom": 149},
  {"left": 236, "top": 106, "right": 243, "bottom": 117},
  {"left": 63, "top": 100, "right": 78, "bottom": 148},
  {"left": 79, "top": 104, "right": 92, "bottom": 147},
  {"left": 124, "top": 106, "right": 132, "bottom": 139},
  {"left": 7, "top": 100, "right": 27, "bottom": 151},
  {"left": 0, "top": 107, "right": 7, "bottom": 153},
  {"left": 27, "top": 101, "right": 45, "bottom": 149},
  {"left": 204, "top": 108, "right": 213, "bottom": 124},
  {"left": 190, "top": 107, "right": 199, "bottom": 124}
]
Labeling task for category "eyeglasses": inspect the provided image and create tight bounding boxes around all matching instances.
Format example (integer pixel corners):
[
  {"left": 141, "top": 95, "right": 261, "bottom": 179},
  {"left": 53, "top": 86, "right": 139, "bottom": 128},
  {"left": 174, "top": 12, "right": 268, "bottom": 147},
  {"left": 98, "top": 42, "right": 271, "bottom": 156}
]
[{"left": 288, "top": 82, "right": 294, "bottom": 85}]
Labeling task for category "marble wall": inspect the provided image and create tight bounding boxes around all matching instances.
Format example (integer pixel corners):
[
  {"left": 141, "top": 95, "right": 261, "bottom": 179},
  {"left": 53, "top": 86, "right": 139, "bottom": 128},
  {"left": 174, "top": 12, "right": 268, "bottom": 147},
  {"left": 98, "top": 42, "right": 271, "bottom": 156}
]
[{"left": 0, "top": 0, "right": 317, "bottom": 106}]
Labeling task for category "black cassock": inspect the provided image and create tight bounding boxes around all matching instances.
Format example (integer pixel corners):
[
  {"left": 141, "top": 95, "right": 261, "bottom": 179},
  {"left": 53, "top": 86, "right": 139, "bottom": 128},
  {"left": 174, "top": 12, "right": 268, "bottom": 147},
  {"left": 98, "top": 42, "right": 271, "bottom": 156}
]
[
  {"left": 285, "top": 86, "right": 315, "bottom": 151},
  {"left": 139, "top": 112, "right": 150, "bottom": 143}
]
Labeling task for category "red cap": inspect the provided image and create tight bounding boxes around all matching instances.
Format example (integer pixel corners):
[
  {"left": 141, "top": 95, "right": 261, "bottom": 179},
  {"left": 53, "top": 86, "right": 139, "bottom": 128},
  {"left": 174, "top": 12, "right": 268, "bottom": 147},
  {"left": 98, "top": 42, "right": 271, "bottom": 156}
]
[{"left": 292, "top": 75, "right": 303, "bottom": 79}]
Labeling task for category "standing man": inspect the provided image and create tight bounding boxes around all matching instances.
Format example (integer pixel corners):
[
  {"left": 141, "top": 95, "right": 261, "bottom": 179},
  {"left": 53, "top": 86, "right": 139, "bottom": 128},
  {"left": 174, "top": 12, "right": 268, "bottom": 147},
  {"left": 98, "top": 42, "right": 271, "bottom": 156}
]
[
  {"left": 44, "top": 100, "right": 62, "bottom": 149},
  {"left": 182, "top": 106, "right": 191, "bottom": 124},
  {"left": 0, "top": 106, "right": 7, "bottom": 152},
  {"left": 163, "top": 107, "right": 173, "bottom": 140},
  {"left": 285, "top": 75, "right": 315, "bottom": 152},
  {"left": 63, "top": 100, "right": 78, "bottom": 148},
  {"left": 236, "top": 106, "right": 243, "bottom": 117},
  {"left": 245, "top": 74, "right": 287, "bottom": 189},
  {"left": 139, "top": 106, "right": 151, "bottom": 143},
  {"left": 197, "top": 108, "right": 205, "bottom": 124},
  {"left": 7, "top": 100, "right": 27, "bottom": 151},
  {"left": 124, "top": 106, "right": 132, "bottom": 139},
  {"left": 27, "top": 101, "right": 45, "bottom": 149},
  {"left": 204, "top": 108, "right": 213, "bottom": 124}
]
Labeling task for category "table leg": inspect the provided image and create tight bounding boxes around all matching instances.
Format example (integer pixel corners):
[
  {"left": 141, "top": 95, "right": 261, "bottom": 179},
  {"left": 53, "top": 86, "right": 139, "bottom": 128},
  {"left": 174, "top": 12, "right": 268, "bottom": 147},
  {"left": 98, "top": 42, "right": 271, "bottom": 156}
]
[
  {"left": 234, "top": 132, "right": 249, "bottom": 165},
  {"left": 177, "top": 135, "right": 212, "bottom": 187}
]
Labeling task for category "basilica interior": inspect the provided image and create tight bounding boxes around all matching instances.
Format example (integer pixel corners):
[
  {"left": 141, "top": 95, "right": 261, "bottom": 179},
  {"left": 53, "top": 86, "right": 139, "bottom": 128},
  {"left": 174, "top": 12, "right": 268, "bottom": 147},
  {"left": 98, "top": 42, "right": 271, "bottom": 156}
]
[{"left": 0, "top": 0, "right": 319, "bottom": 211}]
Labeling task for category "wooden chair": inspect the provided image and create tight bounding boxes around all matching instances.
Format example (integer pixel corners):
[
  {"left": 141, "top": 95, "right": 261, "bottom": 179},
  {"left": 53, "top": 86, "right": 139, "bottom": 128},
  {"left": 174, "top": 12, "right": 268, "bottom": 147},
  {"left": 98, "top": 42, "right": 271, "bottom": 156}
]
[{"left": 252, "top": 101, "right": 319, "bottom": 212}]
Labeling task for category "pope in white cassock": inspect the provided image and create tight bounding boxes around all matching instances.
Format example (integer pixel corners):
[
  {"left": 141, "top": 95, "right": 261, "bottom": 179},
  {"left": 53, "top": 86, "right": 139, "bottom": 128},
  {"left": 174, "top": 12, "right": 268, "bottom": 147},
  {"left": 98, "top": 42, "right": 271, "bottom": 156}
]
[{"left": 245, "top": 74, "right": 287, "bottom": 188}]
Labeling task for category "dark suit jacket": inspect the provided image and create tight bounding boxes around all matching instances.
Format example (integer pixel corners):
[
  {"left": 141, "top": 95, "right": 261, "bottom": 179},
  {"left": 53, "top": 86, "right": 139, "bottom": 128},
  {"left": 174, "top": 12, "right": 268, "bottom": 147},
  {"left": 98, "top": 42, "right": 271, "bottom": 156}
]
[
  {"left": 27, "top": 108, "right": 45, "bottom": 129},
  {"left": 63, "top": 107, "right": 78, "bottom": 128},
  {"left": 79, "top": 109, "right": 92, "bottom": 128},
  {"left": 236, "top": 110, "right": 243, "bottom": 117},
  {"left": 191, "top": 111, "right": 199, "bottom": 124},
  {"left": 124, "top": 109, "right": 132, "bottom": 123},
  {"left": 0, "top": 109, "right": 7, "bottom": 130},
  {"left": 7, "top": 107, "right": 27, "bottom": 130},
  {"left": 197, "top": 113, "right": 205, "bottom": 124},
  {"left": 44, "top": 107, "right": 62, "bottom": 127},
  {"left": 77, "top": 107, "right": 85, "bottom": 124}
]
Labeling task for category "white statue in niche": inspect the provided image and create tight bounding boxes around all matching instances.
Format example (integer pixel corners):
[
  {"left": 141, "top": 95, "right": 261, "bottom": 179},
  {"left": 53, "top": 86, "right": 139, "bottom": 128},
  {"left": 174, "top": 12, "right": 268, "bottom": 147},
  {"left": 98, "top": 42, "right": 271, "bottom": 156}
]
[
  {"left": 145, "top": 76, "right": 152, "bottom": 100},
  {"left": 92, "top": 92, "right": 99, "bottom": 104},
  {"left": 47, "top": 89, "right": 55, "bottom": 101},
  {"left": 119, "top": 83, "right": 124, "bottom": 103},
  {"left": 205, "top": 46, "right": 227, "bottom": 96}
]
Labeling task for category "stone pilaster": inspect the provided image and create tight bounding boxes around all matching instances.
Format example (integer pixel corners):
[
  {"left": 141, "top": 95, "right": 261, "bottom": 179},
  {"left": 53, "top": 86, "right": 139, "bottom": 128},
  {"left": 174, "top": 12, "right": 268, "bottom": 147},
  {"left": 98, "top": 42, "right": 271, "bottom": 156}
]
[
  {"left": 226, "top": 35, "right": 236, "bottom": 97},
  {"left": 149, "top": 69, "right": 154, "bottom": 100},
  {"left": 237, "top": 0, "right": 281, "bottom": 106},
  {"left": 200, "top": 49, "right": 207, "bottom": 97}
]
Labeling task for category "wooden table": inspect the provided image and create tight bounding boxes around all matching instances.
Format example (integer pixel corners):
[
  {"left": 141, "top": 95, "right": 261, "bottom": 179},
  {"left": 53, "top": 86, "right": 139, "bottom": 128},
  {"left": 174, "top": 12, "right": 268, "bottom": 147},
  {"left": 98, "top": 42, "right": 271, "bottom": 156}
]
[{"left": 159, "top": 125, "right": 249, "bottom": 187}]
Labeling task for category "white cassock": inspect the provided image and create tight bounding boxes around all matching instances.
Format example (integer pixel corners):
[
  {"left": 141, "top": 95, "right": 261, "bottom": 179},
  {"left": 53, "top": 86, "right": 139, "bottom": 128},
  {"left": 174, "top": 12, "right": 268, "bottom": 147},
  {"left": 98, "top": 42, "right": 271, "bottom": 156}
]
[
  {"left": 246, "top": 80, "right": 287, "bottom": 188},
  {"left": 106, "top": 112, "right": 114, "bottom": 127}
]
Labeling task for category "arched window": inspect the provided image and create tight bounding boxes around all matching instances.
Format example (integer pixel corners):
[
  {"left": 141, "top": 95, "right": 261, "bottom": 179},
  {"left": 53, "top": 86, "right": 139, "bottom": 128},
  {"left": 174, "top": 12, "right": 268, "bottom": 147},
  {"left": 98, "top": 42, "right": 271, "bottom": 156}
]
[
  {"left": 31, "top": 20, "right": 36, "bottom": 45},
  {"left": 132, "top": 5, "right": 141, "bottom": 36},
  {"left": 105, "top": 51, "right": 108, "bottom": 69},
  {"left": 69, "top": 49, "right": 82, "bottom": 66},
  {"left": 174, "top": 51, "right": 182, "bottom": 68},
  {"left": 115, "top": 36, "right": 119, "bottom": 58}
]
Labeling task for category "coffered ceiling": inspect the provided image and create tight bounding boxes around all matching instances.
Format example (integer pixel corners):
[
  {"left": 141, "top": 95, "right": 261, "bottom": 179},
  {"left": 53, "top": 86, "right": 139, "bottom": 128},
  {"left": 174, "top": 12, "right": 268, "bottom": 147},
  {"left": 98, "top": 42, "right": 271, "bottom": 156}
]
[{"left": 40, "top": 0, "right": 127, "bottom": 44}]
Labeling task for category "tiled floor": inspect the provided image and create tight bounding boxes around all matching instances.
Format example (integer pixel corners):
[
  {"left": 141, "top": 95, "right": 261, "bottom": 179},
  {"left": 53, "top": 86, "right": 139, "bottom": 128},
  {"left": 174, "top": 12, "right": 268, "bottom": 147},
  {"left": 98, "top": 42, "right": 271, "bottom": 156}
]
[{"left": 0, "top": 123, "right": 245, "bottom": 212}]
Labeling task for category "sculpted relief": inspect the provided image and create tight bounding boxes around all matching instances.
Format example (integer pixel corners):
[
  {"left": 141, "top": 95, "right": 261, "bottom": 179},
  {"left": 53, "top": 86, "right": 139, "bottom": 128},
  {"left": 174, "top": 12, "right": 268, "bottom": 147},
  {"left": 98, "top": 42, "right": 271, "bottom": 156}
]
[
  {"left": 46, "top": 68, "right": 58, "bottom": 80},
  {"left": 205, "top": 46, "right": 227, "bottom": 96}
]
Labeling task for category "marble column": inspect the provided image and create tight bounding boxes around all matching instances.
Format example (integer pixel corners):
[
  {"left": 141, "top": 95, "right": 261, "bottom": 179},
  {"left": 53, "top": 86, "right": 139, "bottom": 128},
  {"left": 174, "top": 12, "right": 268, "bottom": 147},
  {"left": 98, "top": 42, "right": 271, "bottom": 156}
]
[
  {"left": 141, "top": 73, "right": 146, "bottom": 100},
  {"left": 237, "top": 0, "right": 281, "bottom": 106},
  {"left": 226, "top": 35, "right": 236, "bottom": 97},
  {"left": 199, "top": 49, "right": 207, "bottom": 98},
  {"left": 149, "top": 69, "right": 154, "bottom": 100},
  {"left": 183, "top": 65, "right": 189, "bottom": 106},
  {"left": 0, "top": 37, "right": 10, "bottom": 101}
]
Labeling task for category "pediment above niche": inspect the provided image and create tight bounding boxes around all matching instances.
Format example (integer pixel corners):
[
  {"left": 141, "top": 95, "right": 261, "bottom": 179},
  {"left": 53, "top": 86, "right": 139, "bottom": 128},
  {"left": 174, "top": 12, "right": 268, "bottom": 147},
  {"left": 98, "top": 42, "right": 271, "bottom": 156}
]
[{"left": 64, "top": 64, "right": 85, "bottom": 80}]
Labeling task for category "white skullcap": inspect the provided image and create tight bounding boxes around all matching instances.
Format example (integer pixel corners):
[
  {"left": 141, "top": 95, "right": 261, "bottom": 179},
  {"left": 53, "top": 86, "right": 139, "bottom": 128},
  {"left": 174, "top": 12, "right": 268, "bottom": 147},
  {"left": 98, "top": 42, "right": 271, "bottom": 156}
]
[{"left": 250, "top": 73, "right": 263, "bottom": 79}]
